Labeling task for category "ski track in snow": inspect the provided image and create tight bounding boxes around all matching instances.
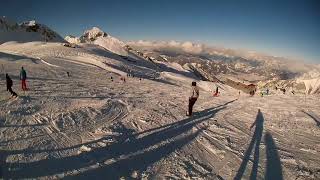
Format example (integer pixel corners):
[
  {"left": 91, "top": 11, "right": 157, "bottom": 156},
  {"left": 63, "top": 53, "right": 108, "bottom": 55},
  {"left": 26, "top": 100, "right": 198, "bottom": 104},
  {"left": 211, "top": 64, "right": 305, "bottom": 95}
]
[
  {"left": 0, "top": 43, "right": 319, "bottom": 179},
  {"left": 40, "top": 58, "right": 60, "bottom": 68}
]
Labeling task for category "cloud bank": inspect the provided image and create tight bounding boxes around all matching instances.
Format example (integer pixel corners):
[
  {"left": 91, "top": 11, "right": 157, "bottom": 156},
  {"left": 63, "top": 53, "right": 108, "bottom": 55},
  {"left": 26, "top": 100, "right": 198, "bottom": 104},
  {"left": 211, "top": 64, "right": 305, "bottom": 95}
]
[
  {"left": 127, "top": 40, "right": 320, "bottom": 73},
  {"left": 127, "top": 40, "right": 228, "bottom": 56}
]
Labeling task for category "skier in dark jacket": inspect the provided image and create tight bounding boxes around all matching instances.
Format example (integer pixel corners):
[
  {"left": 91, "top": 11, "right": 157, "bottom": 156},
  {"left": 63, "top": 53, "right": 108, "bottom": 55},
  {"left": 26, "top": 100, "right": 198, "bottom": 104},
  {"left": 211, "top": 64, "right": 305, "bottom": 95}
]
[
  {"left": 6, "top": 74, "right": 18, "bottom": 97},
  {"left": 20, "top": 66, "right": 27, "bottom": 91}
]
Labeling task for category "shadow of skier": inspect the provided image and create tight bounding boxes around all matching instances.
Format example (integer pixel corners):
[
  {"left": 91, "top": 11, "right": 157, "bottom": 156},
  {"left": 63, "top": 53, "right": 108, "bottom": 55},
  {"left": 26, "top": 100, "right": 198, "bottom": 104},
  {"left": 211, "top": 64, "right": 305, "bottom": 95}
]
[
  {"left": 302, "top": 110, "right": 320, "bottom": 127},
  {"left": 264, "top": 132, "right": 283, "bottom": 180},
  {"left": 234, "top": 109, "right": 264, "bottom": 180},
  {"left": 0, "top": 151, "right": 3, "bottom": 178},
  {"left": 3, "top": 100, "right": 235, "bottom": 179}
]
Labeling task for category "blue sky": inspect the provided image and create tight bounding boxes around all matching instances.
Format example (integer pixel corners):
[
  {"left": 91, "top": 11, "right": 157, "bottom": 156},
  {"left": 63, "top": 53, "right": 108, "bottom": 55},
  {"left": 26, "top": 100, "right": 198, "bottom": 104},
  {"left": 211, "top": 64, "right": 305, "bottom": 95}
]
[{"left": 1, "top": 0, "right": 319, "bottom": 62}]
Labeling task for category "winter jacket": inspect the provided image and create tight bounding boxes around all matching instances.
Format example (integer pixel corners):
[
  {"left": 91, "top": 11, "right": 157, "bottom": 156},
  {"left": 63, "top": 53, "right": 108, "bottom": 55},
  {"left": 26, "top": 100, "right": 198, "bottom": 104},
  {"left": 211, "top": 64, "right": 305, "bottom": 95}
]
[
  {"left": 20, "top": 69, "right": 27, "bottom": 80},
  {"left": 190, "top": 86, "right": 199, "bottom": 99},
  {"left": 6, "top": 75, "right": 13, "bottom": 88}
]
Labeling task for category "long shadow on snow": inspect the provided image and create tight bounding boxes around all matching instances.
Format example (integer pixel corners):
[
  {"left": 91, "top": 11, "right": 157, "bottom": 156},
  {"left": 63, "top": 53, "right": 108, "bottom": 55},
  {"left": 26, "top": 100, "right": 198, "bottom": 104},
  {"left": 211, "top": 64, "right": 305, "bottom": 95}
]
[
  {"left": 0, "top": 101, "right": 234, "bottom": 155},
  {"left": 90, "top": 48, "right": 158, "bottom": 71},
  {"left": 302, "top": 110, "right": 320, "bottom": 127},
  {"left": 0, "top": 52, "right": 39, "bottom": 64},
  {"left": 0, "top": 151, "right": 4, "bottom": 178},
  {"left": 30, "top": 95, "right": 109, "bottom": 100},
  {"left": 149, "top": 78, "right": 180, "bottom": 87},
  {"left": 8, "top": 74, "right": 74, "bottom": 82},
  {"left": 0, "top": 134, "right": 46, "bottom": 145},
  {"left": 136, "top": 99, "right": 237, "bottom": 137},
  {"left": 98, "top": 50, "right": 195, "bottom": 87},
  {"left": 234, "top": 109, "right": 264, "bottom": 180},
  {"left": 3, "top": 100, "right": 234, "bottom": 179},
  {"left": 103, "top": 61, "right": 179, "bottom": 87},
  {"left": 68, "top": 103, "right": 229, "bottom": 179},
  {"left": 0, "top": 123, "right": 47, "bottom": 128},
  {"left": 156, "top": 62, "right": 200, "bottom": 80},
  {"left": 264, "top": 132, "right": 283, "bottom": 180},
  {"left": 103, "top": 58, "right": 157, "bottom": 78}
]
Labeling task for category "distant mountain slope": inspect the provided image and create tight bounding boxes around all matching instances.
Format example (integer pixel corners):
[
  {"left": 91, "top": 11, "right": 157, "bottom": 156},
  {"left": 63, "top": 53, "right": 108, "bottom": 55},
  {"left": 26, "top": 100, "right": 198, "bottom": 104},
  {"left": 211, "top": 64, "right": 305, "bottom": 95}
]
[
  {"left": 127, "top": 40, "right": 320, "bottom": 94},
  {"left": 296, "top": 70, "right": 320, "bottom": 94},
  {"left": 0, "top": 17, "right": 65, "bottom": 44},
  {"left": 127, "top": 40, "right": 318, "bottom": 78}
]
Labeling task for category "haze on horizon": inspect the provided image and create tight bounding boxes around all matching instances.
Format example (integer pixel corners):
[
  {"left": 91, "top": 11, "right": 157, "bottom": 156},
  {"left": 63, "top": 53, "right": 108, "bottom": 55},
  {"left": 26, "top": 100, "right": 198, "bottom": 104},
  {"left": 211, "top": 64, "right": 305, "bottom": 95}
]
[{"left": 1, "top": 0, "right": 319, "bottom": 63}]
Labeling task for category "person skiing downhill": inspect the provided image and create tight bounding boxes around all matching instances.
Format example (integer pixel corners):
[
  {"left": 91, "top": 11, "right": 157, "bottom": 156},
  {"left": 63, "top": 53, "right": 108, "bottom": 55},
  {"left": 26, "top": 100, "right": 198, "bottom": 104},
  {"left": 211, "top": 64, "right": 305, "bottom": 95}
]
[
  {"left": 187, "top": 81, "right": 199, "bottom": 116},
  {"left": 20, "top": 67, "right": 27, "bottom": 91},
  {"left": 6, "top": 74, "right": 18, "bottom": 97},
  {"left": 213, "top": 86, "right": 219, "bottom": 96}
]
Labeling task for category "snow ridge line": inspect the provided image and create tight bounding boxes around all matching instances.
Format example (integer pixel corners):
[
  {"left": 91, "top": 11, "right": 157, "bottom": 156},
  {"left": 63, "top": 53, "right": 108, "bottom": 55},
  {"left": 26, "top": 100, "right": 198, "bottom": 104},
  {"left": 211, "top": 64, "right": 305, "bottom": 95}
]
[{"left": 38, "top": 57, "right": 60, "bottom": 68}]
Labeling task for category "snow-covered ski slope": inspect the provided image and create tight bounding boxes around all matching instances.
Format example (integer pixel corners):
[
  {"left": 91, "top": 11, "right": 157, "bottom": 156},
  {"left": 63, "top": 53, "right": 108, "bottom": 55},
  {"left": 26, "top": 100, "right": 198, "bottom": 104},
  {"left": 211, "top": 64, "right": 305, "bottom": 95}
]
[{"left": 0, "top": 42, "right": 319, "bottom": 179}]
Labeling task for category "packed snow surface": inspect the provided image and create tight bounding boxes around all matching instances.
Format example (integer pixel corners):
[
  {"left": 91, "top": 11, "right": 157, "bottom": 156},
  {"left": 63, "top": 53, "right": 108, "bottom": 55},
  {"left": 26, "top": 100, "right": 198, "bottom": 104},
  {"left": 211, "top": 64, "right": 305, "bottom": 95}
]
[{"left": 0, "top": 42, "right": 319, "bottom": 179}]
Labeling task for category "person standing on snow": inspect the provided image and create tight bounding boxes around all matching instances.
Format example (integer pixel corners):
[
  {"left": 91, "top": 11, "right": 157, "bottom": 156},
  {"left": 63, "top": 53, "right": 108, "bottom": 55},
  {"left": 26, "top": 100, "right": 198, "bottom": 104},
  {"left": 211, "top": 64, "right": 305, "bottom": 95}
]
[
  {"left": 214, "top": 86, "right": 219, "bottom": 96},
  {"left": 187, "top": 81, "right": 199, "bottom": 116},
  {"left": 6, "top": 74, "right": 18, "bottom": 97},
  {"left": 20, "top": 67, "right": 28, "bottom": 91}
]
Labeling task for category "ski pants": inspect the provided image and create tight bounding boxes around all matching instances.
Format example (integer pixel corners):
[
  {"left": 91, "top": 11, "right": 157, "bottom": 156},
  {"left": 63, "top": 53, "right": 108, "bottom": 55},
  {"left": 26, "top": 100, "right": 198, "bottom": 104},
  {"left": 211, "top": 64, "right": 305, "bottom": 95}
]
[
  {"left": 188, "top": 97, "right": 198, "bottom": 115},
  {"left": 21, "top": 79, "right": 27, "bottom": 91}
]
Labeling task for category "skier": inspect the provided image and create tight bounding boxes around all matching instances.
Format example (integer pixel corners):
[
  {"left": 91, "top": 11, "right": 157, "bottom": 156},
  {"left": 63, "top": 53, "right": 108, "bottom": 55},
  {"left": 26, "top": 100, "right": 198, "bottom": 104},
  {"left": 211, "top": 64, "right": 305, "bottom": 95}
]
[
  {"left": 213, "top": 86, "right": 219, "bottom": 96},
  {"left": 187, "top": 81, "right": 199, "bottom": 116},
  {"left": 20, "top": 66, "right": 28, "bottom": 91},
  {"left": 120, "top": 76, "right": 126, "bottom": 82},
  {"left": 6, "top": 74, "right": 18, "bottom": 97},
  {"left": 249, "top": 90, "right": 253, "bottom": 96}
]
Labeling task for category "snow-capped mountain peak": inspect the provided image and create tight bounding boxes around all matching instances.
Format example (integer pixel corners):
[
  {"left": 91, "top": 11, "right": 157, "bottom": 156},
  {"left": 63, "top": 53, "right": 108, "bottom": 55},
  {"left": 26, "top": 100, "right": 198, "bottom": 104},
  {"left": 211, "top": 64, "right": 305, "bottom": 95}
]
[
  {"left": 0, "top": 18, "right": 65, "bottom": 44},
  {"left": 65, "top": 35, "right": 81, "bottom": 44},
  {"left": 65, "top": 26, "right": 128, "bottom": 56},
  {"left": 20, "top": 20, "right": 36, "bottom": 26},
  {"left": 81, "top": 27, "right": 108, "bottom": 41}
]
